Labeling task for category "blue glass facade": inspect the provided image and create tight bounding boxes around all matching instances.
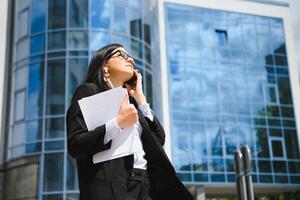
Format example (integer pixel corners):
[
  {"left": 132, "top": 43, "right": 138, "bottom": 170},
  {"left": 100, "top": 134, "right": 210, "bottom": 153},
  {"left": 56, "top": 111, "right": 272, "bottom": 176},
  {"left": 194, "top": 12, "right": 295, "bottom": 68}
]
[
  {"left": 9, "top": 0, "right": 159, "bottom": 199},
  {"left": 165, "top": 3, "right": 300, "bottom": 185}
]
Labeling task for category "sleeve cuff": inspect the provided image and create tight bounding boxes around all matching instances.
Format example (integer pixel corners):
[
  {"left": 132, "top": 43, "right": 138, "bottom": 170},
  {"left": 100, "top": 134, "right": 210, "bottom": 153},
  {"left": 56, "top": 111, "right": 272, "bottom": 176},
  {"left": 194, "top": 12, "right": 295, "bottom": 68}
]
[
  {"left": 138, "top": 103, "right": 154, "bottom": 121},
  {"left": 104, "top": 117, "right": 122, "bottom": 144}
]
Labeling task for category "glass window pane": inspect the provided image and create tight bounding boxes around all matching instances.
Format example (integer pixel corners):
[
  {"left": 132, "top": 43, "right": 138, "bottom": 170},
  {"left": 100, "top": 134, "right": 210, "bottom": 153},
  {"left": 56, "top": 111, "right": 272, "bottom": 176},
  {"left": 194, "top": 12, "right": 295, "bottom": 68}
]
[
  {"left": 68, "top": 58, "right": 88, "bottom": 103},
  {"left": 272, "top": 140, "right": 284, "bottom": 158},
  {"left": 144, "top": 45, "right": 151, "bottom": 64},
  {"left": 186, "top": 69, "right": 205, "bottom": 99},
  {"left": 111, "top": 34, "right": 129, "bottom": 50},
  {"left": 90, "top": 31, "right": 109, "bottom": 51},
  {"left": 18, "top": 9, "right": 29, "bottom": 38},
  {"left": 15, "top": 90, "right": 26, "bottom": 121},
  {"left": 12, "top": 122, "right": 26, "bottom": 146},
  {"left": 225, "top": 133, "right": 237, "bottom": 156},
  {"left": 48, "top": 0, "right": 66, "bottom": 29},
  {"left": 207, "top": 125, "right": 223, "bottom": 156},
  {"left": 26, "top": 119, "right": 43, "bottom": 142},
  {"left": 191, "top": 124, "right": 207, "bottom": 158},
  {"left": 129, "top": 0, "right": 141, "bottom": 39},
  {"left": 26, "top": 142, "right": 41, "bottom": 153},
  {"left": 69, "top": 0, "right": 88, "bottom": 27},
  {"left": 112, "top": 6, "right": 127, "bottom": 33},
  {"left": 174, "top": 156, "right": 192, "bottom": 171},
  {"left": 30, "top": 0, "right": 46, "bottom": 33},
  {"left": 273, "top": 161, "right": 287, "bottom": 173},
  {"left": 167, "top": 12, "right": 185, "bottom": 43},
  {"left": 45, "top": 117, "right": 64, "bottom": 139},
  {"left": 130, "top": 39, "right": 142, "bottom": 59},
  {"left": 91, "top": 0, "right": 110, "bottom": 28},
  {"left": 130, "top": 19, "right": 142, "bottom": 39},
  {"left": 30, "top": 34, "right": 45, "bottom": 54},
  {"left": 281, "top": 106, "right": 294, "bottom": 118},
  {"left": 274, "top": 175, "right": 288, "bottom": 183},
  {"left": 17, "top": 0, "right": 29, "bottom": 11},
  {"left": 67, "top": 155, "right": 79, "bottom": 190},
  {"left": 66, "top": 194, "right": 79, "bottom": 200},
  {"left": 143, "top": 24, "right": 151, "bottom": 45},
  {"left": 46, "top": 60, "right": 65, "bottom": 115},
  {"left": 43, "top": 153, "right": 64, "bottom": 191},
  {"left": 11, "top": 146, "right": 25, "bottom": 159},
  {"left": 242, "top": 23, "right": 257, "bottom": 52},
  {"left": 259, "top": 175, "right": 273, "bottom": 183},
  {"left": 145, "top": 72, "right": 153, "bottom": 108},
  {"left": 228, "top": 21, "right": 242, "bottom": 50},
  {"left": 43, "top": 194, "right": 63, "bottom": 200},
  {"left": 45, "top": 140, "right": 64, "bottom": 151},
  {"left": 215, "top": 30, "right": 228, "bottom": 47},
  {"left": 194, "top": 157, "right": 208, "bottom": 172},
  {"left": 255, "top": 128, "right": 270, "bottom": 158},
  {"left": 27, "top": 62, "right": 44, "bottom": 119},
  {"left": 194, "top": 173, "right": 208, "bottom": 182},
  {"left": 267, "top": 86, "right": 277, "bottom": 103},
  {"left": 211, "top": 174, "right": 225, "bottom": 182},
  {"left": 288, "top": 161, "right": 300, "bottom": 174},
  {"left": 177, "top": 173, "right": 191, "bottom": 181},
  {"left": 211, "top": 158, "right": 224, "bottom": 172},
  {"left": 48, "top": 31, "right": 65, "bottom": 50},
  {"left": 69, "top": 31, "right": 88, "bottom": 49},
  {"left": 17, "top": 38, "right": 29, "bottom": 60},
  {"left": 284, "top": 130, "right": 300, "bottom": 159},
  {"left": 258, "top": 160, "right": 272, "bottom": 173},
  {"left": 15, "top": 66, "right": 28, "bottom": 91},
  {"left": 184, "top": 15, "right": 200, "bottom": 45},
  {"left": 277, "top": 77, "right": 292, "bottom": 105}
]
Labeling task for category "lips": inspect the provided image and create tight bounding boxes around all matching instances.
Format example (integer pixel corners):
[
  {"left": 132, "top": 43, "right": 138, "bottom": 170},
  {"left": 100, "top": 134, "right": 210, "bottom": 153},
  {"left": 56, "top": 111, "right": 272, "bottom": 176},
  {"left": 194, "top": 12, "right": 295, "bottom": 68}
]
[{"left": 126, "top": 65, "right": 134, "bottom": 69}]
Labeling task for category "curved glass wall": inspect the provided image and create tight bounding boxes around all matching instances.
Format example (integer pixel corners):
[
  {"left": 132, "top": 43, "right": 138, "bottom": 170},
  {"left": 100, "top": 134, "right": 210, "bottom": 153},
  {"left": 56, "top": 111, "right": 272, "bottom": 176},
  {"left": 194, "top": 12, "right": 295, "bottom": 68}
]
[
  {"left": 165, "top": 3, "right": 300, "bottom": 186},
  {"left": 8, "top": 0, "right": 159, "bottom": 199}
]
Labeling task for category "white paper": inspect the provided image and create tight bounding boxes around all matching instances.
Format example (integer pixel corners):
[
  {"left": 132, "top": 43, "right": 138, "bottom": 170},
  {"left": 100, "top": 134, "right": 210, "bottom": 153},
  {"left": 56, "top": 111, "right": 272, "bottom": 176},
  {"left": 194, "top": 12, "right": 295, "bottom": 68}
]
[{"left": 78, "top": 86, "right": 137, "bottom": 164}]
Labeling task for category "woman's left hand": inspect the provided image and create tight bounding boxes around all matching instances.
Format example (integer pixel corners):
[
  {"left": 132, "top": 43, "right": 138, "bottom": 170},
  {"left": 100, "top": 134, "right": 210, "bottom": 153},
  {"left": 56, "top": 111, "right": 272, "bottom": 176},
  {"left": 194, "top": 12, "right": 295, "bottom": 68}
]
[{"left": 124, "top": 69, "right": 147, "bottom": 106}]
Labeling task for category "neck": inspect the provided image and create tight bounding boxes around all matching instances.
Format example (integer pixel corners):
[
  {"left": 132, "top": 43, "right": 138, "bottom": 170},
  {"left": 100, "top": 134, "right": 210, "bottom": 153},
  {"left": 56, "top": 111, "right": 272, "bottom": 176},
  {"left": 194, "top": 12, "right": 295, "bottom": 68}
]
[{"left": 107, "top": 77, "right": 124, "bottom": 88}]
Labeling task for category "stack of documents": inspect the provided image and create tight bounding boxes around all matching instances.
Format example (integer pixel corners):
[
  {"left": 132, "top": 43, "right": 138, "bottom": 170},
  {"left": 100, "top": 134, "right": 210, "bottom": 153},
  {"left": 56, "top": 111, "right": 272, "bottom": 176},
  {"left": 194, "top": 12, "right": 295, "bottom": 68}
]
[{"left": 78, "top": 86, "right": 137, "bottom": 164}]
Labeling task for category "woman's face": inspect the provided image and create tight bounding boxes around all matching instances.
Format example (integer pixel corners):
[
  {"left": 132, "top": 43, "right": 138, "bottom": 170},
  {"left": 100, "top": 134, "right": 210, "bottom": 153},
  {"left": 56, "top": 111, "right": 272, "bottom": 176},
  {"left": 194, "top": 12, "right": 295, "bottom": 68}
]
[{"left": 104, "top": 47, "right": 135, "bottom": 83}]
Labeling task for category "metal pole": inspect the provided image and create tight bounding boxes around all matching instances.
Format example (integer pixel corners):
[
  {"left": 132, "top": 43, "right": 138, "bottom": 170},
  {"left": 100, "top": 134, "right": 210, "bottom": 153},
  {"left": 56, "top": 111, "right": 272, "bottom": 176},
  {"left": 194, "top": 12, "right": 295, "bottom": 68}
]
[
  {"left": 234, "top": 150, "right": 247, "bottom": 200},
  {"left": 241, "top": 145, "right": 254, "bottom": 200}
]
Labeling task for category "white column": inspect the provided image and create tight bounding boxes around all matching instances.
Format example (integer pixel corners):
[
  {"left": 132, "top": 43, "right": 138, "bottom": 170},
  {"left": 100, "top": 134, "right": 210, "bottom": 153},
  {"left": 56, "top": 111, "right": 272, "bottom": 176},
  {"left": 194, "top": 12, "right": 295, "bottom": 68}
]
[
  {"left": 0, "top": 0, "right": 9, "bottom": 165},
  {"left": 158, "top": 0, "right": 173, "bottom": 159},
  {"left": 196, "top": 186, "right": 206, "bottom": 200}
]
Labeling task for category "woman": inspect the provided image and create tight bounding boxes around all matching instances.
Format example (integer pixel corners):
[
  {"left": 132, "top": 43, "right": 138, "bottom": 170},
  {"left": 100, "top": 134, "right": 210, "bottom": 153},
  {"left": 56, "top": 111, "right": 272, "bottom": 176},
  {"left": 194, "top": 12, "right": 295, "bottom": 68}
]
[{"left": 66, "top": 44, "right": 193, "bottom": 200}]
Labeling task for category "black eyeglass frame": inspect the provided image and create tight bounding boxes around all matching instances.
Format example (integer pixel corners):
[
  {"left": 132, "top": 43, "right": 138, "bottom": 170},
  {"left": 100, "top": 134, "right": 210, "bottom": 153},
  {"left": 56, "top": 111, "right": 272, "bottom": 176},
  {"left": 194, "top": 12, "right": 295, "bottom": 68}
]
[{"left": 107, "top": 49, "right": 134, "bottom": 61}]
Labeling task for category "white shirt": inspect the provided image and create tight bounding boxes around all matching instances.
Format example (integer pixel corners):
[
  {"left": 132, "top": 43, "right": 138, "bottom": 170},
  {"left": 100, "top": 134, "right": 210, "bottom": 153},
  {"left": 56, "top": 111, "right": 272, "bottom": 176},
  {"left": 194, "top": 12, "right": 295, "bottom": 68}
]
[{"left": 104, "top": 103, "right": 154, "bottom": 169}]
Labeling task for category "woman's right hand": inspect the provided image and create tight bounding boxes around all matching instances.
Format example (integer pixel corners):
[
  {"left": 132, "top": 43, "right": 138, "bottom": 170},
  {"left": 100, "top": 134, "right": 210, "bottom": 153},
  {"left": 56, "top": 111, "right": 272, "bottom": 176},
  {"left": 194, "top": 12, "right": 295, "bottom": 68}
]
[{"left": 116, "top": 94, "right": 138, "bottom": 129}]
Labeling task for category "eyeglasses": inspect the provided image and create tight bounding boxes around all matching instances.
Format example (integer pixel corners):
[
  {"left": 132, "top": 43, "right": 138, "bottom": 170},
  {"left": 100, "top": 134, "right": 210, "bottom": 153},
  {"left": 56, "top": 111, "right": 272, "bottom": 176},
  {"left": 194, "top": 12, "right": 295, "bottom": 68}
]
[{"left": 107, "top": 50, "right": 133, "bottom": 61}]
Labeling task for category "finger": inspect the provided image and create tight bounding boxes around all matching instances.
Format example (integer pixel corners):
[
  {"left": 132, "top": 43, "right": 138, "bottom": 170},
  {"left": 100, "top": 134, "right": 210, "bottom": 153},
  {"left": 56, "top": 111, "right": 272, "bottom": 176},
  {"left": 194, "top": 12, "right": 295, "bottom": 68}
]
[
  {"left": 129, "top": 89, "right": 135, "bottom": 96},
  {"left": 123, "top": 94, "right": 129, "bottom": 105},
  {"left": 135, "top": 70, "right": 142, "bottom": 79},
  {"left": 104, "top": 73, "right": 110, "bottom": 77}
]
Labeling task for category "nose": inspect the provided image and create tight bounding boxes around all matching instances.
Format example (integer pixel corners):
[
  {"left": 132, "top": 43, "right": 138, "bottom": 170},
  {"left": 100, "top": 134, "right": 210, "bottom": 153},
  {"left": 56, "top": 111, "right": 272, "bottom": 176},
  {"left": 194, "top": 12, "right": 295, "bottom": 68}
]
[{"left": 127, "top": 56, "right": 135, "bottom": 67}]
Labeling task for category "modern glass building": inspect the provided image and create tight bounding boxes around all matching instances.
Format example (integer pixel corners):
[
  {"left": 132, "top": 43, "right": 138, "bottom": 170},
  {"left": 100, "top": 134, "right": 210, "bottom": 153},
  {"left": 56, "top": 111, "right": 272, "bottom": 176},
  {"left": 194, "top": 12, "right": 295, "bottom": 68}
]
[
  {"left": 1, "top": 0, "right": 160, "bottom": 200},
  {"left": 164, "top": 2, "right": 300, "bottom": 198},
  {"left": 1, "top": 0, "right": 300, "bottom": 200}
]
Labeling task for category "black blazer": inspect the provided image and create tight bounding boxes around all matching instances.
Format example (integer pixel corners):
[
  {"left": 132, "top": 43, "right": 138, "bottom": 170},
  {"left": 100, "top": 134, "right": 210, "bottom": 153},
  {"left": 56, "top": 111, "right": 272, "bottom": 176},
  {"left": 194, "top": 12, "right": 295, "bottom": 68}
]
[{"left": 66, "top": 83, "right": 194, "bottom": 200}]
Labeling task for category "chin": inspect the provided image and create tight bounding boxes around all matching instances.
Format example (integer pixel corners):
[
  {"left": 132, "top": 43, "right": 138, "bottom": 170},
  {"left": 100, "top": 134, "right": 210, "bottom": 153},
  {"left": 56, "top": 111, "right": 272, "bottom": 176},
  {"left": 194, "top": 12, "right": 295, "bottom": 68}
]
[{"left": 124, "top": 70, "right": 134, "bottom": 79}]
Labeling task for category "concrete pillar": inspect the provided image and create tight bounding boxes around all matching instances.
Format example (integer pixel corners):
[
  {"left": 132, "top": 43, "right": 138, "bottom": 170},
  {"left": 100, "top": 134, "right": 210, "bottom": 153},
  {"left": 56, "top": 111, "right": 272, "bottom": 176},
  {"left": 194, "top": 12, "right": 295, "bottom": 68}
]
[
  {"left": 196, "top": 186, "right": 206, "bottom": 200},
  {"left": 186, "top": 185, "right": 206, "bottom": 200},
  {"left": 3, "top": 156, "right": 39, "bottom": 200}
]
